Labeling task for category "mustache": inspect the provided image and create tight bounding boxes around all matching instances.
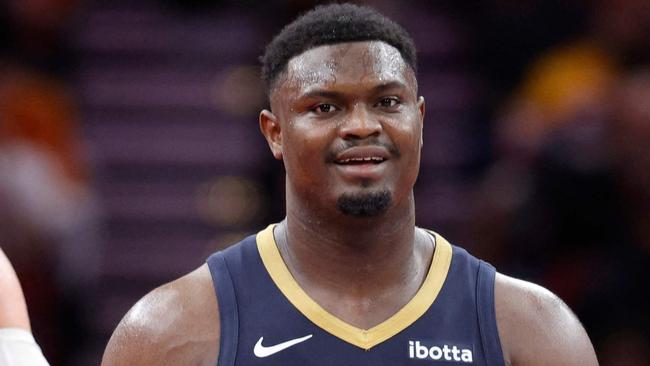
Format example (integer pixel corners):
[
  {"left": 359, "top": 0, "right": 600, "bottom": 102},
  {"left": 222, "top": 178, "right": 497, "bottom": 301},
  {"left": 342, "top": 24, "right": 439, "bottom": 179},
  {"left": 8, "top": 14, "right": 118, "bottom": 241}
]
[{"left": 326, "top": 138, "right": 401, "bottom": 163}]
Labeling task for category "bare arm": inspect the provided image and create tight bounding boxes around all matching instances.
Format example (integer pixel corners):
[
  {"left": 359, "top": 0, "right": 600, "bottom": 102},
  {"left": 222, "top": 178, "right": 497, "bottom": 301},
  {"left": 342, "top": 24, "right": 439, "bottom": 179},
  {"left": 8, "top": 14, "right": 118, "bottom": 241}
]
[
  {"left": 101, "top": 264, "right": 220, "bottom": 366},
  {"left": 0, "top": 248, "right": 31, "bottom": 330},
  {"left": 495, "top": 273, "right": 598, "bottom": 366}
]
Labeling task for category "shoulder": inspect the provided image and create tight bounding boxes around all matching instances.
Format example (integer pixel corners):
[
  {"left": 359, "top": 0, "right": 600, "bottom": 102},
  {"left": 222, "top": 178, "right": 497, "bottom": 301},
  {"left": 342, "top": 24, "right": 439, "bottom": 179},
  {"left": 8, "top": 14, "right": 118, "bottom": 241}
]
[
  {"left": 101, "top": 264, "right": 220, "bottom": 366},
  {"left": 0, "top": 248, "right": 31, "bottom": 330},
  {"left": 494, "top": 273, "right": 598, "bottom": 366}
]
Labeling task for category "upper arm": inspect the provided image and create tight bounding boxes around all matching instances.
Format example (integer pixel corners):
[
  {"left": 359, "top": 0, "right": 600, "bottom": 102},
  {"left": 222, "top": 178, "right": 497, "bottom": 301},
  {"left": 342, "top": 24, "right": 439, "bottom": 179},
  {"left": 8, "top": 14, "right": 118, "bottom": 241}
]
[
  {"left": 495, "top": 273, "right": 598, "bottom": 366},
  {"left": 0, "top": 248, "right": 31, "bottom": 330},
  {"left": 101, "top": 264, "right": 220, "bottom": 366}
]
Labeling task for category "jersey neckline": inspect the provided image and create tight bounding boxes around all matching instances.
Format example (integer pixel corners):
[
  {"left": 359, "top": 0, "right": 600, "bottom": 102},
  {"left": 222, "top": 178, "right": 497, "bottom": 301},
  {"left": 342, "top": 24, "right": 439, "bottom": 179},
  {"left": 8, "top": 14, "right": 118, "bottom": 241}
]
[{"left": 256, "top": 224, "right": 453, "bottom": 350}]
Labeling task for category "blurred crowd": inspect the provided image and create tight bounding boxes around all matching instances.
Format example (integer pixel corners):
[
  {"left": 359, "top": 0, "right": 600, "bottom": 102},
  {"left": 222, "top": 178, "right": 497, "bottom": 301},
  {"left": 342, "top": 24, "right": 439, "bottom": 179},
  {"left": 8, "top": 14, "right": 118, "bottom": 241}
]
[
  {"left": 470, "top": 1, "right": 650, "bottom": 363},
  {"left": 0, "top": 0, "right": 648, "bottom": 365},
  {"left": 1, "top": 0, "right": 101, "bottom": 364}
]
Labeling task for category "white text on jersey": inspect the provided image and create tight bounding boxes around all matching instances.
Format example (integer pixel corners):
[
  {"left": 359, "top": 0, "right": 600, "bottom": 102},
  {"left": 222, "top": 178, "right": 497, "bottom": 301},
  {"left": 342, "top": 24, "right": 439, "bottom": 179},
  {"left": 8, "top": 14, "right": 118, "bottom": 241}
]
[{"left": 408, "top": 341, "right": 473, "bottom": 362}]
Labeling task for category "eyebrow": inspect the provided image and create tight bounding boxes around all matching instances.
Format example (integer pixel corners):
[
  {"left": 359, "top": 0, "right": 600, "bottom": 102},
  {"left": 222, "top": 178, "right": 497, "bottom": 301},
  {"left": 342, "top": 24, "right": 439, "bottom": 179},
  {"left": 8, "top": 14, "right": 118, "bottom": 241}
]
[
  {"left": 298, "top": 81, "right": 408, "bottom": 100},
  {"left": 371, "top": 81, "right": 408, "bottom": 93}
]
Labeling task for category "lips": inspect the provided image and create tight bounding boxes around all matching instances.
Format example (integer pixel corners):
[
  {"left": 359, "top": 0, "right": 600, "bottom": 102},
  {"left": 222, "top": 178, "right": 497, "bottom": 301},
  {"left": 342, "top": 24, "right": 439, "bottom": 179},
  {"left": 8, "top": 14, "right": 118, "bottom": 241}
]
[
  {"left": 332, "top": 146, "right": 391, "bottom": 181},
  {"left": 337, "top": 156, "right": 385, "bottom": 164},
  {"left": 334, "top": 146, "right": 390, "bottom": 165}
]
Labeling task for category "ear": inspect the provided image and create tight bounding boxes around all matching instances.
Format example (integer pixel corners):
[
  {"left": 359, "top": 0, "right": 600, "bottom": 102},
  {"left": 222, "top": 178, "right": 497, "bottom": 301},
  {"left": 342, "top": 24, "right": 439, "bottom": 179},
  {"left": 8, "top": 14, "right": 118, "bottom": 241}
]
[
  {"left": 417, "top": 96, "right": 425, "bottom": 148},
  {"left": 259, "top": 109, "right": 283, "bottom": 160}
]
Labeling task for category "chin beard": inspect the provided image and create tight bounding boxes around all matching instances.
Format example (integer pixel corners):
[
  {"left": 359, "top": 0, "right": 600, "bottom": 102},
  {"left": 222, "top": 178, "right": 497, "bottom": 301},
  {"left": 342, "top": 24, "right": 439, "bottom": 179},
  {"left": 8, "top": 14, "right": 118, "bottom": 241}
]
[{"left": 337, "top": 190, "right": 392, "bottom": 217}]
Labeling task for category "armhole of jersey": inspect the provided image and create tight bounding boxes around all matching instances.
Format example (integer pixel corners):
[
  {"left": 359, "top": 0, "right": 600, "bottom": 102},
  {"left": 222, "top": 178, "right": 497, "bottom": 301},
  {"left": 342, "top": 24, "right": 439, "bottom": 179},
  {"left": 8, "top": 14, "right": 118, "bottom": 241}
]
[
  {"left": 207, "top": 252, "right": 239, "bottom": 366},
  {"left": 476, "top": 261, "right": 506, "bottom": 366}
]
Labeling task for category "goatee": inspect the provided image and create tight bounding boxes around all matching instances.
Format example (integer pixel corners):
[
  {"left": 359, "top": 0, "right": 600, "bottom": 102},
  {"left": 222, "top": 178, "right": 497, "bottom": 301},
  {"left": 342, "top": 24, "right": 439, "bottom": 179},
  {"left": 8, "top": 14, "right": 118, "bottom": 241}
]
[{"left": 337, "top": 190, "right": 391, "bottom": 217}]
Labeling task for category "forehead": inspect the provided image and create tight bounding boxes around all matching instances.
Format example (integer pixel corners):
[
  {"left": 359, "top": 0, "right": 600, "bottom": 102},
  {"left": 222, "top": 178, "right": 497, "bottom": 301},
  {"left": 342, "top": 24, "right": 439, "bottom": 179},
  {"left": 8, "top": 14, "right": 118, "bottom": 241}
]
[{"left": 275, "top": 41, "right": 413, "bottom": 97}]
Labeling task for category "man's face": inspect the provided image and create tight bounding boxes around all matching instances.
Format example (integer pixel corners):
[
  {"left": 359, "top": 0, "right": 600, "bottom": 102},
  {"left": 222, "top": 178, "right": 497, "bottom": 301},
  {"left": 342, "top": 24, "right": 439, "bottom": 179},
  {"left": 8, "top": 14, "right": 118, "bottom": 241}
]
[{"left": 262, "top": 41, "right": 424, "bottom": 217}]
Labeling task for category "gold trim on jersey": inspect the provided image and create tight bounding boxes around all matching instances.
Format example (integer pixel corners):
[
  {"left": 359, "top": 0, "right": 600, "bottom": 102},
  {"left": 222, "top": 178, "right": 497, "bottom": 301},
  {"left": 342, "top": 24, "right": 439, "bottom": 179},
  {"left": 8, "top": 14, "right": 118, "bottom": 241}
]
[{"left": 256, "top": 224, "right": 453, "bottom": 350}]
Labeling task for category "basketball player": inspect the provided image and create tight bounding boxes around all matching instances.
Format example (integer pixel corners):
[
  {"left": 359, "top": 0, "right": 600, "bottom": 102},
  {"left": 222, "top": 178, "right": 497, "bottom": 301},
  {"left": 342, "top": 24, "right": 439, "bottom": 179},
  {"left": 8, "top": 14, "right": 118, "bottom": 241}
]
[
  {"left": 102, "top": 4, "right": 598, "bottom": 365},
  {"left": 0, "top": 248, "right": 50, "bottom": 366}
]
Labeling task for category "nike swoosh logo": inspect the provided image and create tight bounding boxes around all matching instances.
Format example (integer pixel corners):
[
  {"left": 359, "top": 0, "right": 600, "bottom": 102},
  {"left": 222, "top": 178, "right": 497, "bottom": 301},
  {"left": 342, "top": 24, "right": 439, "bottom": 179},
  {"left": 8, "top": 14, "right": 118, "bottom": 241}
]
[{"left": 253, "top": 334, "right": 313, "bottom": 358}]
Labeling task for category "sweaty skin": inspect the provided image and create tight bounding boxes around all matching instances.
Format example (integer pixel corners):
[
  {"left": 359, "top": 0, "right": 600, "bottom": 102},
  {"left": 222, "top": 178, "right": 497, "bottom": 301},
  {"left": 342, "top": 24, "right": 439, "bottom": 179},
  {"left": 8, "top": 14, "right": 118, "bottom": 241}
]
[{"left": 102, "top": 41, "right": 598, "bottom": 366}]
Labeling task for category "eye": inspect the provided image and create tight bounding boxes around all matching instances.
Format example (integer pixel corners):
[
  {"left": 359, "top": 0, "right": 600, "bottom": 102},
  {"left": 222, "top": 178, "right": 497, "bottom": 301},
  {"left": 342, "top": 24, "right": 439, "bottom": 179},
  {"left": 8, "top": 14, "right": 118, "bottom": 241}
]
[
  {"left": 311, "top": 103, "right": 339, "bottom": 114},
  {"left": 376, "top": 97, "right": 400, "bottom": 108}
]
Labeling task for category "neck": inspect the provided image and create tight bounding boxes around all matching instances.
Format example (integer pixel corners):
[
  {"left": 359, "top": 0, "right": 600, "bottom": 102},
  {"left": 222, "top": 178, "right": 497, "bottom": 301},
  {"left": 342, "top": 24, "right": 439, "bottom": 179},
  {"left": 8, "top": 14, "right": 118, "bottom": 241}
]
[{"left": 279, "top": 188, "right": 426, "bottom": 296}]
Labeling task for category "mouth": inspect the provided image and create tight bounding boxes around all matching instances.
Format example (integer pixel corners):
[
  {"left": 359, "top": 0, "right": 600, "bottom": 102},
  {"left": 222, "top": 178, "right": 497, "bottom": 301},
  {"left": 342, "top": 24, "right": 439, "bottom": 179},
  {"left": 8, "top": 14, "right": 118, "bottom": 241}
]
[
  {"left": 331, "top": 146, "right": 391, "bottom": 181},
  {"left": 333, "top": 146, "right": 391, "bottom": 165},
  {"left": 335, "top": 156, "right": 387, "bottom": 165}
]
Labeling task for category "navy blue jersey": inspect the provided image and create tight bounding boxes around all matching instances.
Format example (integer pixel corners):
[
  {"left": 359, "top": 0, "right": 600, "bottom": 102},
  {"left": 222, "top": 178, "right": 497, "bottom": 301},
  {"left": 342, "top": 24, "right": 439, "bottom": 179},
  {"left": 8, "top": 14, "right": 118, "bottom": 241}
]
[{"left": 207, "top": 225, "right": 505, "bottom": 365}]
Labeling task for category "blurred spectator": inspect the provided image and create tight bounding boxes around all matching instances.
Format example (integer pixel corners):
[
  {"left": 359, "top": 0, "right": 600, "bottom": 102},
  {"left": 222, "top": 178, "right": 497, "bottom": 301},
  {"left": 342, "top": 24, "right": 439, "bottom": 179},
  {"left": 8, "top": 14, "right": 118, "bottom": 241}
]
[
  {"left": 492, "top": 0, "right": 649, "bottom": 158},
  {"left": 0, "top": 65, "right": 101, "bottom": 290},
  {"left": 0, "top": 1, "right": 99, "bottom": 364},
  {"left": 0, "top": 66, "right": 101, "bottom": 365},
  {"left": 471, "top": 0, "right": 650, "bottom": 362}
]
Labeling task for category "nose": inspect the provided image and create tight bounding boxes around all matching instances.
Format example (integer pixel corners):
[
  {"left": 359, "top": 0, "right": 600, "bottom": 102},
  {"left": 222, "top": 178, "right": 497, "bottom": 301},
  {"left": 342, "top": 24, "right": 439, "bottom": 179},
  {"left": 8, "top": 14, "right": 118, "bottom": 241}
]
[{"left": 338, "top": 104, "right": 382, "bottom": 140}]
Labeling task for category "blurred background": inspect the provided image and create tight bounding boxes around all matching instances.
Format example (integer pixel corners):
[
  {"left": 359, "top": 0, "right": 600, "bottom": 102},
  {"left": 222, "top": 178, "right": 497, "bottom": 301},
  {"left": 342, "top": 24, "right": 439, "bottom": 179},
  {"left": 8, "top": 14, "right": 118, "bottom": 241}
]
[{"left": 0, "top": 0, "right": 648, "bottom": 364}]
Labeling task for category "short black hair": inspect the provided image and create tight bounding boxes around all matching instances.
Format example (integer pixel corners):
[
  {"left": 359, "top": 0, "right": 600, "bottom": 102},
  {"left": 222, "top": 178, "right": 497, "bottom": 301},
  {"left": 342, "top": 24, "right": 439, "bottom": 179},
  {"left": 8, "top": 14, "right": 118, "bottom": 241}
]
[{"left": 260, "top": 3, "right": 417, "bottom": 93}]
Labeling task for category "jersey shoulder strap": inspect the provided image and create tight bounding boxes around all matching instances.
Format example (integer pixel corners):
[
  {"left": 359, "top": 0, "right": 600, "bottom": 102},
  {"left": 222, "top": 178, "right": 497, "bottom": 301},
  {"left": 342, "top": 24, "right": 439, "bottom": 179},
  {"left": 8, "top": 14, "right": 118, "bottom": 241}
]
[
  {"left": 476, "top": 258, "right": 505, "bottom": 365},
  {"left": 206, "top": 234, "right": 258, "bottom": 366}
]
